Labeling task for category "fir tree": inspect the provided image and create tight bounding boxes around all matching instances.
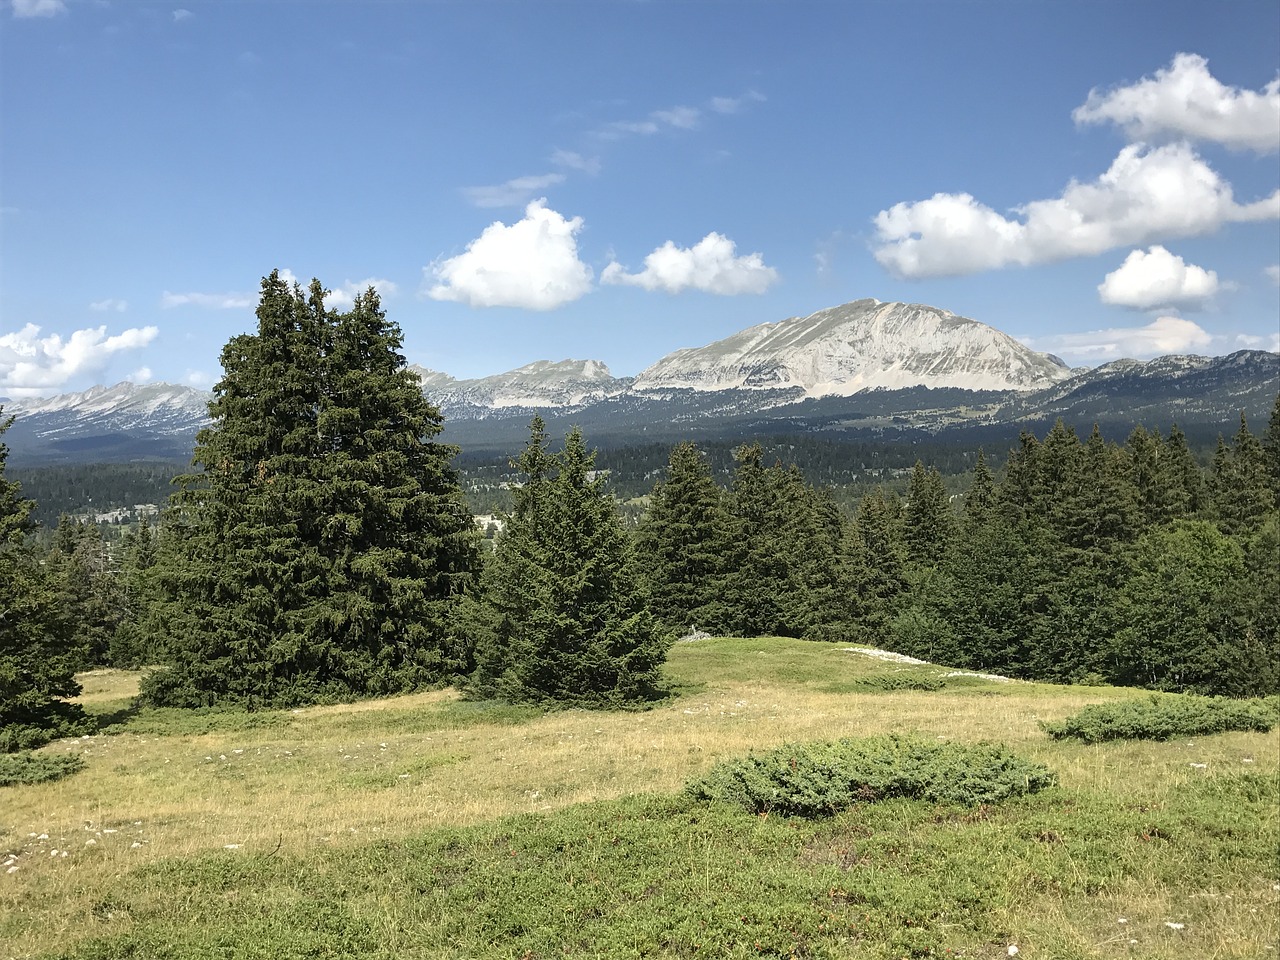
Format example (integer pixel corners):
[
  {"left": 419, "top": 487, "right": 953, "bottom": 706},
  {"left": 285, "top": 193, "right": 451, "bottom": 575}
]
[
  {"left": 635, "top": 442, "right": 736, "bottom": 635},
  {"left": 0, "top": 410, "right": 90, "bottom": 751},
  {"left": 1210, "top": 413, "right": 1273, "bottom": 536},
  {"left": 141, "top": 272, "right": 477, "bottom": 708},
  {"left": 1264, "top": 393, "right": 1280, "bottom": 510},
  {"left": 469, "top": 420, "right": 669, "bottom": 706},
  {"left": 902, "top": 461, "right": 952, "bottom": 568}
]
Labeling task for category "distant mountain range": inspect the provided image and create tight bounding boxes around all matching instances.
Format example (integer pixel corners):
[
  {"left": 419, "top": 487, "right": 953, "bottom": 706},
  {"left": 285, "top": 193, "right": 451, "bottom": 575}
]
[{"left": 3, "top": 298, "right": 1276, "bottom": 463}]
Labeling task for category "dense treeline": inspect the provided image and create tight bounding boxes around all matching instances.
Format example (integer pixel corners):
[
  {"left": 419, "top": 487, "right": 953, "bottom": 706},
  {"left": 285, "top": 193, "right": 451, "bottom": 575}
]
[
  {"left": 2, "top": 272, "right": 1277, "bottom": 751},
  {"left": 632, "top": 406, "right": 1280, "bottom": 696},
  {"left": 10, "top": 462, "right": 184, "bottom": 533}
]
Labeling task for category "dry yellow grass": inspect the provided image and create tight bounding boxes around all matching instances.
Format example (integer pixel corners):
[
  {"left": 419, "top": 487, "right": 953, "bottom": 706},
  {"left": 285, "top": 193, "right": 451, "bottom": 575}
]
[{"left": 2, "top": 639, "right": 1277, "bottom": 959}]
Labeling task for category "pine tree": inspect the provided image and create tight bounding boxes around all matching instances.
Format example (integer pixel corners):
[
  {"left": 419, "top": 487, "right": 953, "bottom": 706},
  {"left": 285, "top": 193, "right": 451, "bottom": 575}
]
[
  {"left": 0, "top": 410, "right": 90, "bottom": 751},
  {"left": 635, "top": 442, "right": 737, "bottom": 635},
  {"left": 1161, "top": 423, "right": 1206, "bottom": 520},
  {"left": 844, "top": 488, "right": 907, "bottom": 645},
  {"left": 469, "top": 420, "right": 669, "bottom": 706},
  {"left": 962, "top": 449, "right": 995, "bottom": 524},
  {"left": 902, "top": 461, "right": 952, "bottom": 568},
  {"left": 141, "top": 272, "right": 478, "bottom": 708},
  {"left": 1210, "top": 413, "right": 1273, "bottom": 536},
  {"left": 1110, "top": 521, "right": 1258, "bottom": 695},
  {"left": 1264, "top": 393, "right": 1280, "bottom": 510}
]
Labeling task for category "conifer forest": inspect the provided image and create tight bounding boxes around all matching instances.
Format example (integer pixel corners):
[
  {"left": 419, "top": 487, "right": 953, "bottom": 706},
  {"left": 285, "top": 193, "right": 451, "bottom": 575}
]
[{"left": 2, "top": 272, "right": 1278, "bottom": 753}]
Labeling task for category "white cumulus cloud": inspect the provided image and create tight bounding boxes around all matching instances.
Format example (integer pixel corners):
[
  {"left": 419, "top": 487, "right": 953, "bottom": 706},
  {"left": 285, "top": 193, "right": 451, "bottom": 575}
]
[
  {"left": 873, "top": 143, "right": 1279, "bottom": 279},
  {"left": 131, "top": 366, "right": 153, "bottom": 383},
  {"left": 425, "top": 199, "right": 593, "bottom": 310},
  {"left": 90, "top": 298, "right": 128, "bottom": 313},
  {"left": 1098, "top": 246, "right": 1220, "bottom": 311},
  {"left": 0, "top": 323, "right": 159, "bottom": 398},
  {"left": 462, "top": 173, "right": 566, "bottom": 209},
  {"left": 323, "top": 277, "right": 399, "bottom": 309},
  {"left": 1074, "top": 53, "right": 1280, "bottom": 154},
  {"left": 11, "top": 0, "right": 66, "bottom": 17},
  {"left": 1031, "top": 316, "right": 1213, "bottom": 361},
  {"left": 601, "top": 232, "right": 778, "bottom": 295},
  {"left": 161, "top": 290, "right": 254, "bottom": 309}
]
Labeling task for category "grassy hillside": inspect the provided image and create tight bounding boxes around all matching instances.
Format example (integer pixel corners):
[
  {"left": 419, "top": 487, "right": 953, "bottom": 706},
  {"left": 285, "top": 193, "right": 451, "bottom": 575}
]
[{"left": 2, "top": 638, "right": 1276, "bottom": 959}]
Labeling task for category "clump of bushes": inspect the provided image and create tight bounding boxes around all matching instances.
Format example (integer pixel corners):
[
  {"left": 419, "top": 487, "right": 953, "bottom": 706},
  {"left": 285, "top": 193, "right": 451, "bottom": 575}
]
[
  {"left": 0, "top": 751, "right": 85, "bottom": 788},
  {"left": 1042, "top": 694, "right": 1279, "bottom": 743},
  {"left": 851, "top": 674, "right": 947, "bottom": 692},
  {"left": 683, "top": 734, "right": 1056, "bottom": 818}
]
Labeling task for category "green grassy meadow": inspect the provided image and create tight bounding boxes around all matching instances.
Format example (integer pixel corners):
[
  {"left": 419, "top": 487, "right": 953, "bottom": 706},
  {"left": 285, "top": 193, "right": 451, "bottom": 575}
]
[{"left": 2, "top": 638, "right": 1277, "bottom": 959}]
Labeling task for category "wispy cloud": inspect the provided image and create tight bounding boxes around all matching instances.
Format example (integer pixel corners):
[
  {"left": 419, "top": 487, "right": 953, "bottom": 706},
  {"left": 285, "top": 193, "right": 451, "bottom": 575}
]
[
  {"left": 161, "top": 290, "right": 254, "bottom": 309},
  {"left": 550, "top": 150, "right": 601, "bottom": 175},
  {"left": 461, "top": 173, "right": 566, "bottom": 209},
  {"left": 172, "top": 8, "right": 193, "bottom": 22},
  {"left": 90, "top": 298, "right": 128, "bottom": 313},
  {"left": 1027, "top": 316, "right": 1213, "bottom": 362},
  {"left": 602, "top": 232, "right": 778, "bottom": 295},
  {"left": 594, "top": 103, "right": 702, "bottom": 141},
  {"left": 11, "top": 0, "right": 67, "bottom": 18},
  {"left": 1266, "top": 264, "right": 1280, "bottom": 286},
  {"left": 426, "top": 199, "right": 592, "bottom": 310},
  {"left": 0, "top": 323, "right": 159, "bottom": 398},
  {"left": 709, "top": 91, "right": 766, "bottom": 115}
]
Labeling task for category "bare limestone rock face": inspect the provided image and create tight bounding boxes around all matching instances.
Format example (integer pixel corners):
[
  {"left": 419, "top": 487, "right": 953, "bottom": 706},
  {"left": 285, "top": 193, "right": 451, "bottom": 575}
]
[{"left": 631, "top": 299, "right": 1073, "bottom": 397}]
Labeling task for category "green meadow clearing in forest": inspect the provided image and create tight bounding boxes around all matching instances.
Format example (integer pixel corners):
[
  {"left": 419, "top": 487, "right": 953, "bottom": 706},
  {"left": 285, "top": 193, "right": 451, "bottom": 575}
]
[{"left": 2, "top": 637, "right": 1277, "bottom": 959}]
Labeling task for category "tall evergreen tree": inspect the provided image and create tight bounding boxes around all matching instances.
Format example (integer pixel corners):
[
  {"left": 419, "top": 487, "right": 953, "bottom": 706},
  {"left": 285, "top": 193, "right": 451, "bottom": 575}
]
[
  {"left": 1210, "top": 413, "right": 1273, "bottom": 536},
  {"left": 962, "top": 449, "right": 995, "bottom": 524},
  {"left": 902, "top": 461, "right": 952, "bottom": 568},
  {"left": 1264, "top": 393, "right": 1280, "bottom": 510},
  {"left": 141, "top": 272, "right": 477, "bottom": 708},
  {"left": 0, "top": 411, "right": 90, "bottom": 751},
  {"left": 469, "top": 421, "right": 669, "bottom": 706},
  {"left": 844, "top": 488, "right": 907, "bottom": 645},
  {"left": 635, "top": 442, "right": 737, "bottom": 635}
]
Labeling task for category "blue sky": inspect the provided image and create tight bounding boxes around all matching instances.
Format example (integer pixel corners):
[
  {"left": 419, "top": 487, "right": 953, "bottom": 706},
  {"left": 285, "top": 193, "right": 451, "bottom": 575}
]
[{"left": 2, "top": 0, "right": 1278, "bottom": 398}]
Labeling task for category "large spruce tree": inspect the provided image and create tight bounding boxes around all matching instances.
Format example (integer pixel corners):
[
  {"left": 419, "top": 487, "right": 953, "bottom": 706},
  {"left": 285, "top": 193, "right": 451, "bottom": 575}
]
[
  {"left": 141, "top": 272, "right": 477, "bottom": 708},
  {"left": 468, "top": 419, "right": 669, "bottom": 707},
  {"left": 0, "top": 411, "right": 90, "bottom": 750},
  {"left": 635, "top": 442, "right": 737, "bottom": 635}
]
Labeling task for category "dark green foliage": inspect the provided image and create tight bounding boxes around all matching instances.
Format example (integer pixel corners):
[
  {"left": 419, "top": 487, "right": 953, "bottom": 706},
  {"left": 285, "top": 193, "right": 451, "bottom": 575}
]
[
  {"left": 1042, "top": 694, "right": 1279, "bottom": 743},
  {"left": 684, "top": 735, "right": 1056, "bottom": 818},
  {"left": 843, "top": 489, "right": 907, "bottom": 645},
  {"left": 1264, "top": 393, "right": 1280, "bottom": 510},
  {"left": 45, "top": 516, "right": 125, "bottom": 667},
  {"left": 0, "top": 410, "right": 91, "bottom": 752},
  {"left": 140, "top": 273, "right": 478, "bottom": 708},
  {"left": 1210, "top": 413, "right": 1273, "bottom": 536},
  {"left": 634, "top": 442, "right": 737, "bottom": 635},
  {"left": 849, "top": 673, "right": 946, "bottom": 692},
  {"left": 902, "top": 460, "right": 952, "bottom": 568},
  {"left": 467, "top": 419, "right": 670, "bottom": 707},
  {"left": 1109, "top": 521, "right": 1265, "bottom": 695},
  {"left": 0, "top": 750, "right": 85, "bottom": 787}
]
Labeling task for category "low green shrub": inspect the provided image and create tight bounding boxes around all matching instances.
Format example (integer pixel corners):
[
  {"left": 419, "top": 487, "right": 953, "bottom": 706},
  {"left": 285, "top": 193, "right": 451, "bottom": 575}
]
[
  {"left": 851, "top": 674, "right": 947, "bottom": 692},
  {"left": 0, "top": 751, "right": 85, "bottom": 787},
  {"left": 1042, "top": 694, "right": 1279, "bottom": 743},
  {"left": 683, "top": 734, "right": 1056, "bottom": 818}
]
